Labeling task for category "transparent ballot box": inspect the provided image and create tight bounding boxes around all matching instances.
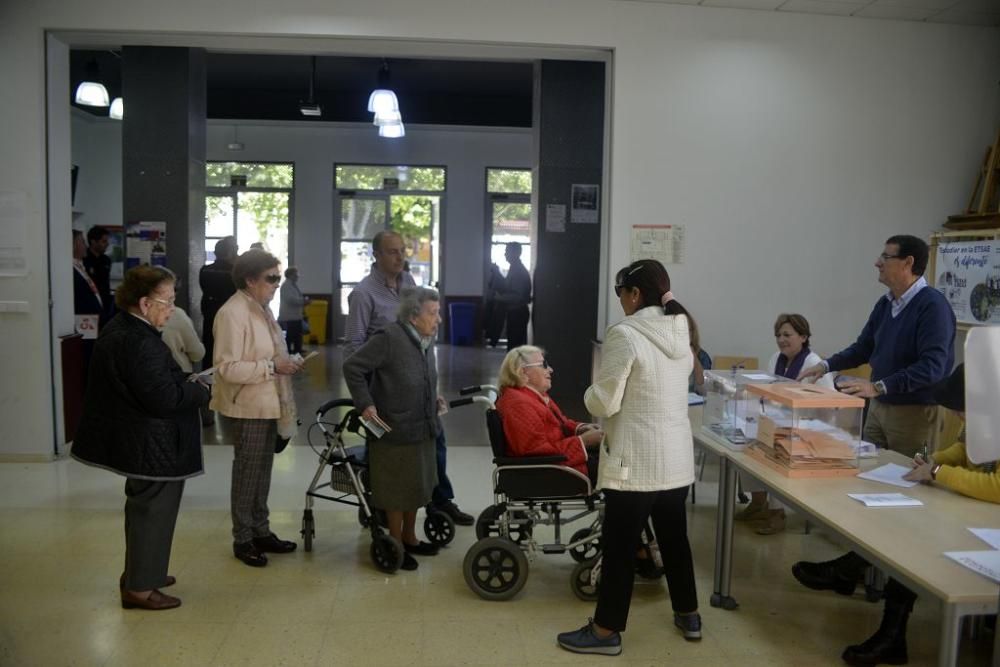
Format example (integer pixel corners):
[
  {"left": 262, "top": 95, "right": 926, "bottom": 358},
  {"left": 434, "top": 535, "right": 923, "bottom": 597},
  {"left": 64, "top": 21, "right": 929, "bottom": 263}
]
[
  {"left": 744, "top": 382, "right": 865, "bottom": 477},
  {"left": 700, "top": 370, "right": 793, "bottom": 451}
]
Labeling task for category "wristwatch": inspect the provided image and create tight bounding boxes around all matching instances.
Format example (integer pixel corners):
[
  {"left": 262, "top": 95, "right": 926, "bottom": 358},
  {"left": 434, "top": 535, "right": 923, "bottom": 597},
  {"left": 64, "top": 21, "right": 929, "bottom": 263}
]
[
  {"left": 873, "top": 380, "right": 887, "bottom": 396},
  {"left": 931, "top": 463, "right": 942, "bottom": 480},
  {"left": 267, "top": 359, "right": 276, "bottom": 375}
]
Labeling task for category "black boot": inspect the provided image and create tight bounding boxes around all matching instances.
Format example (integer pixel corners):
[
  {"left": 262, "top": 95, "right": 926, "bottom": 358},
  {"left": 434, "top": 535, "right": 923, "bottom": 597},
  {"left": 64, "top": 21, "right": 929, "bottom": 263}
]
[
  {"left": 792, "top": 551, "right": 868, "bottom": 596},
  {"left": 841, "top": 598, "right": 911, "bottom": 666}
]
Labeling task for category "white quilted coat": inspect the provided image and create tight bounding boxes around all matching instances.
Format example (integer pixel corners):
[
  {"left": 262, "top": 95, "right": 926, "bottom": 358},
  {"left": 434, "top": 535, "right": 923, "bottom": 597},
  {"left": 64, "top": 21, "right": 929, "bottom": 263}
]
[{"left": 585, "top": 306, "right": 694, "bottom": 492}]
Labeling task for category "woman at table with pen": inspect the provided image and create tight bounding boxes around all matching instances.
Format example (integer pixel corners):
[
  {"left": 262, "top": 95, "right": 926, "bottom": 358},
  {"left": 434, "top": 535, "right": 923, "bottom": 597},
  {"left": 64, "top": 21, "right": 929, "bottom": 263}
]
[{"left": 794, "top": 364, "right": 999, "bottom": 667}]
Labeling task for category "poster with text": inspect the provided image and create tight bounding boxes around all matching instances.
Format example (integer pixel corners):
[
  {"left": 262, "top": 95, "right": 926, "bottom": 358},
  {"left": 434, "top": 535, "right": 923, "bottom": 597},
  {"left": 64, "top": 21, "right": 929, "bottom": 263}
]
[
  {"left": 126, "top": 221, "right": 167, "bottom": 270},
  {"left": 631, "top": 224, "right": 686, "bottom": 265},
  {"left": 570, "top": 184, "right": 599, "bottom": 224},
  {"left": 934, "top": 240, "right": 1000, "bottom": 325}
]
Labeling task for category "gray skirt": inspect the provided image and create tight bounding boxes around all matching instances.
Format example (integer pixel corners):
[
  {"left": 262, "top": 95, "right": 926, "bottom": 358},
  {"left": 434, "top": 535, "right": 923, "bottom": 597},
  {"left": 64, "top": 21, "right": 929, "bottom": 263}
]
[{"left": 368, "top": 438, "right": 438, "bottom": 511}]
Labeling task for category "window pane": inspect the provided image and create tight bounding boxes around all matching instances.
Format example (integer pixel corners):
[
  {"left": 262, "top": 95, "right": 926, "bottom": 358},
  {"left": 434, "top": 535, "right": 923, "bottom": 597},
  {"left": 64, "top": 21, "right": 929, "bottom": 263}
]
[
  {"left": 492, "top": 202, "right": 531, "bottom": 236},
  {"left": 205, "top": 196, "right": 234, "bottom": 238},
  {"left": 207, "top": 162, "right": 294, "bottom": 188},
  {"left": 341, "top": 198, "right": 387, "bottom": 239},
  {"left": 341, "top": 241, "right": 374, "bottom": 284},
  {"left": 205, "top": 238, "right": 223, "bottom": 263},
  {"left": 487, "top": 168, "right": 531, "bottom": 194},
  {"left": 336, "top": 165, "right": 445, "bottom": 191}
]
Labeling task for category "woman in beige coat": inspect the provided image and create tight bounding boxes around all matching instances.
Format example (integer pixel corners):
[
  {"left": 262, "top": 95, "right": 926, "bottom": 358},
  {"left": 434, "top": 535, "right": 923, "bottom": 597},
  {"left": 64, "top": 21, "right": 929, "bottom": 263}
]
[
  {"left": 212, "top": 249, "right": 303, "bottom": 567},
  {"left": 558, "top": 259, "right": 701, "bottom": 655}
]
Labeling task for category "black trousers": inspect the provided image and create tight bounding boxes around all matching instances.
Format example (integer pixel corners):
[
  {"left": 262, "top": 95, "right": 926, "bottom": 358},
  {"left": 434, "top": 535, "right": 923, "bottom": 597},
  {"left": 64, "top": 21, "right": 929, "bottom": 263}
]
[
  {"left": 123, "top": 478, "right": 185, "bottom": 591},
  {"left": 505, "top": 305, "right": 529, "bottom": 350},
  {"left": 594, "top": 486, "right": 699, "bottom": 632},
  {"left": 282, "top": 319, "right": 303, "bottom": 354}
]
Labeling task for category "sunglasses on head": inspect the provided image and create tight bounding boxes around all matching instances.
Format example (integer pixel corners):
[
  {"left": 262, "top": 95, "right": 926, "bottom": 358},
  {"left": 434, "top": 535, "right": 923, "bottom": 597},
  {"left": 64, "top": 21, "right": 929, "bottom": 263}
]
[
  {"left": 263, "top": 274, "right": 281, "bottom": 284},
  {"left": 614, "top": 264, "right": 645, "bottom": 296}
]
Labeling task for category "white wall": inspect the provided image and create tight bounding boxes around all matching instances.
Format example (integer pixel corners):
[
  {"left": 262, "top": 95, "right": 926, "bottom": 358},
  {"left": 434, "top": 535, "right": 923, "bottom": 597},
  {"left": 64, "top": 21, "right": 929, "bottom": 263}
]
[
  {"left": 204, "top": 122, "right": 532, "bottom": 295},
  {"left": 70, "top": 110, "right": 123, "bottom": 233},
  {"left": 1, "top": 0, "right": 997, "bottom": 457}
]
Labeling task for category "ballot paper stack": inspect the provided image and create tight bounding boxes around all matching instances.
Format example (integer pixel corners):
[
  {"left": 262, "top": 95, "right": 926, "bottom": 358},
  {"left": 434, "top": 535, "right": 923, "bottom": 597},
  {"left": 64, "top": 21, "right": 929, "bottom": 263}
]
[{"left": 744, "top": 382, "right": 866, "bottom": 478}]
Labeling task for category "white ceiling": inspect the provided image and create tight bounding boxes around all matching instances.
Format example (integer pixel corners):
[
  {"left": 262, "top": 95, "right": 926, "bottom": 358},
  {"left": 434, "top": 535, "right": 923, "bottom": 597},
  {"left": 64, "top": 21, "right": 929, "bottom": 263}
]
[{"left": 615, "top": 0, "right": 1000, "bottom": 26}]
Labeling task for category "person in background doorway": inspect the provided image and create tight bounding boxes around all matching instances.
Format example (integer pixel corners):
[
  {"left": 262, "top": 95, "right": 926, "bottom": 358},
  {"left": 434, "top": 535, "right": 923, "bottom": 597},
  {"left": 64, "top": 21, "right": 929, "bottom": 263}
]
[
  {"left": 494, "top": 242, "right": 531, "bottom": 351},
  {"left": 484, "top": 262, "right": 506, "bottom": 348},
  {"left": 199, "top": 236, "right": 238, "bottom": 370},
  {"left": 73, "top": 230, "right": 103, "bottom": 380},
  {"left": 345, "top": 230, "right": 473, "bottom": 527},
  {"left": 84, "top": 225, "right": 113, "bottom": 326},
  {"left": 278, "top": 266, "right": 308, "bottom": 355},
  {"left": 71, "top": 265, "right": 210, "bottom": 610}
]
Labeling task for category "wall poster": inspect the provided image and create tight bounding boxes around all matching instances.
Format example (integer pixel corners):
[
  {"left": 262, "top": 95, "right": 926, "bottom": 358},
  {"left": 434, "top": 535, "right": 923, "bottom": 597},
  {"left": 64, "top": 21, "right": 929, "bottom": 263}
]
[
  {"left": 934, "top": 240, "right": 1000, "bottom": 325},
  {"left": 630, "top": 224, "right": 686, "bottom": 265},
  {"left": 126, "top": 221, "right": 167, "bottom": 270}
]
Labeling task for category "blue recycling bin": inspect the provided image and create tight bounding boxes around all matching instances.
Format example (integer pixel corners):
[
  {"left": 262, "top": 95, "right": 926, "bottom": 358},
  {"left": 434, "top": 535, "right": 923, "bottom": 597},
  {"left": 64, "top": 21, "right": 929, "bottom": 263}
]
[{"left": 448, "top": 302, "right": 476, "bottom": 346}]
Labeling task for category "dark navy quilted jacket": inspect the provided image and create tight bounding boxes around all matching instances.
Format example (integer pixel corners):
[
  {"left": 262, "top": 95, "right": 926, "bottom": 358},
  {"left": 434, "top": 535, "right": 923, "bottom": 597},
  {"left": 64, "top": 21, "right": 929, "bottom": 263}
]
[{"left": 72, "top": 312, "right": 210, "bottom": 480}]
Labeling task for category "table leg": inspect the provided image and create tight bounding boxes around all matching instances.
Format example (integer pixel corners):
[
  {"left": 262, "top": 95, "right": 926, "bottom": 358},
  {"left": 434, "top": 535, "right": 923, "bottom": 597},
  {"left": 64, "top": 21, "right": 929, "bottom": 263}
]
[
  {"left": 710, "top": 456, "right": 739, "bottom": 610},
  {"left": 937, "top": 603, "right": 960, "bottom": 667}
]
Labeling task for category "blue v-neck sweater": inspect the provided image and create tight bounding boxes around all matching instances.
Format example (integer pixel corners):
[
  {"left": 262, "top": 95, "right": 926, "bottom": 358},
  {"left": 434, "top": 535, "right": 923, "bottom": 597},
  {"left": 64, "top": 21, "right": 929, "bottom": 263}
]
[{"left": 827, "top": 287, "right": 955, "bottom": 405}]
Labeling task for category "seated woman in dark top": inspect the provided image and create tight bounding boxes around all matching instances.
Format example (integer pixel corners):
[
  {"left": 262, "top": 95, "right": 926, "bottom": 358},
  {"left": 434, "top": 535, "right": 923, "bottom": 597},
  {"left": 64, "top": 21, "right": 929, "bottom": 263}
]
[{"left": 496, "top": 345, "right": 603, "bottom": 481}]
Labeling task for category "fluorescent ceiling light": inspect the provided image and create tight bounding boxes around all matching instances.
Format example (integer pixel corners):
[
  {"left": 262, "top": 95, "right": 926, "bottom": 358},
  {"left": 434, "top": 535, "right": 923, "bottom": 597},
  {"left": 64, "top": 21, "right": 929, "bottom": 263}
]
[
  {"left": 108, "top": 97, "right": 123, "bottom": 120},
  {"left": 378, "top": 122, "right": 405, "bottom": 139},
  {"left": 75, "top": 81, "right": 109, "bottom": 107},
  {"left": 299, "top": 102, "right": 322, "bottom": 117},
  {"left": 299, "top": 56, "right": 322, "bottom": 117},
  {"left": 367, "top": 89, "right": 399, "bottom": 114}
]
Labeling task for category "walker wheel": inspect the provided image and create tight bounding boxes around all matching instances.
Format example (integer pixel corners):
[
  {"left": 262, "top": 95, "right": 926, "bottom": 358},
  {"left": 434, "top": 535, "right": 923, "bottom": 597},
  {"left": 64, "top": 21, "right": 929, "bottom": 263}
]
[
  {"left": 570, "top": 557, "right": 601, "bottom": 601},
  {"left": 463, "top": 537, "right": 529, "bottom": 601},
  {"left": 370, "top": 534, "right": 404, "bottom": 573},
  {"left": 301, "top": 510, "right": 314, "bottom": 552},
  {"left": 424, "top": 509, "right": 456, "bottom": 547},
  {"left": 569, "top": 528, "right": 601, "bottom": 563}
]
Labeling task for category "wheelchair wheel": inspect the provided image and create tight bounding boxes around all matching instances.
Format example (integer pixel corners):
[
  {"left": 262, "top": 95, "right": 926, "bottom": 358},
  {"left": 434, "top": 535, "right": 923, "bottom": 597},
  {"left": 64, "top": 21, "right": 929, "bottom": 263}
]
[
  {"left": 463, "top": 537, "right": 529, "bottom": 601},
  {"left": 475, "top": 505, "right": 532, "bottom": 544},
  {"left": 301, "top": 509, "right": 314, "bottom": 552},
  {"left": 370, "top": 533, "right": 404, "bottom": 573},
  {"left": 569, "top": 527, "right": 600, "bottom": 563},
  {"left": 570, "top": 557, "right": 601, "bottom": 602},
  {"left": 424, "top": 509, "right": 456, "bottom": 547}
]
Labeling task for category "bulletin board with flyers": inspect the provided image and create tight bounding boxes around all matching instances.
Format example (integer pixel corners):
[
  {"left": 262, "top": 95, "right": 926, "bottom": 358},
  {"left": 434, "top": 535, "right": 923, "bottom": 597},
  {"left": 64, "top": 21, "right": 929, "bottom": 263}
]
[
  {"left": 125, "top": 221, "right": 167, "bottom": 270},
  {"left": 929, "top": 230, "right": 1000, "bottom": 327}
]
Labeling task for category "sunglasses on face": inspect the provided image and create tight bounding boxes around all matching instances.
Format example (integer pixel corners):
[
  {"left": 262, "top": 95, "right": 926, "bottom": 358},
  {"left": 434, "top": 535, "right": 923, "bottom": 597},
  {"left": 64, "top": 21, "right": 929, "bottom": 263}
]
[
  {"left": 523, "top": 359, "right": 550, "bottom": 370},
  {"left": 263, "top": 274, "right": 281, "bottom": 284}
]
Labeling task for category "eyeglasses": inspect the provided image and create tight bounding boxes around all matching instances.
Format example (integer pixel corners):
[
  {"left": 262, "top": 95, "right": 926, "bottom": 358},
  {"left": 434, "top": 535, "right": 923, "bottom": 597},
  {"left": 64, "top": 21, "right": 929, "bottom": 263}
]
[
  {"left": 614, "top": 264, "right": 645, "bottom": 296},
  {"left": 149, "top": 297, "right": 175, "bottom": 308},
  {"left": 263, "top": 274, "right": 282, "bottom": 284},
  {"left": 614, "top": 284, "right": 627, "bottom": 297},
  {"left": 522, "top": 359, "right": 550, "bottom": 370},
  {"left": 878, "top": 253, "right": 903, "bottom": 262}
]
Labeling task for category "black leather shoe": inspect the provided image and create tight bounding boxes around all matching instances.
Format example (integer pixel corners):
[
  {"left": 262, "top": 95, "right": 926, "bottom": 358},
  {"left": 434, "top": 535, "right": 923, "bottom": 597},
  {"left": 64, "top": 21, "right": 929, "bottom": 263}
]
[
  {"left": 400, "top": 553, "right": 419, "bottom": 571},
  {"left": 432, "top": 501, "right": 474, "bottom": 526},
  {"left": 253, "top": 532, "right": 297, "bottom": 554},
  {"left": 792, "top": 552, "right": 866, "bottom": 596},
  {"left": 234, "top": 541, "right": 268, "bottom": 567},
  {"left": 404, "top": 541, "right": 439, "bottom": 556}
]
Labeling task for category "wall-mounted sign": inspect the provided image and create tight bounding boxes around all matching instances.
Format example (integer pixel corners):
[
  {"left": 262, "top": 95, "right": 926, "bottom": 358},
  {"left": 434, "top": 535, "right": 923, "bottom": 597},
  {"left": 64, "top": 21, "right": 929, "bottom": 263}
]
[{"left": 934, "top": 240, "right": 1000, "bottom": 325}]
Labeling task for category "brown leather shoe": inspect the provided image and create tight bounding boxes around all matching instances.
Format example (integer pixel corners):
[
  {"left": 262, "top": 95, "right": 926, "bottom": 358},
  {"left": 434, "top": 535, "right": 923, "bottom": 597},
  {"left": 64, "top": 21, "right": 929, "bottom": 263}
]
[
  {"left": 121, "top": 589, "right": 181, "bottom": 610},
  {"left": 754, "top": 509, "right": 786, "bottom": 535},
  {"left": 120, "top": 574, "right": 176, "bottom": 589}
]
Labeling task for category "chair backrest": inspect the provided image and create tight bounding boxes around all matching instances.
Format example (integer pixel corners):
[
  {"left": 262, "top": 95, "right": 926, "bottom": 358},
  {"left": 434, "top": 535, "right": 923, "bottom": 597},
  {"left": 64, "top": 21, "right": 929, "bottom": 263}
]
[
  {"left": 837, "top": 363, "right": 872, "bottom": 380},
  {"left": 713, "top": 355, "right": 760, "bottom": 371},
  {"left": 485, "top": 408, "right": 509, "bottom": 459}
]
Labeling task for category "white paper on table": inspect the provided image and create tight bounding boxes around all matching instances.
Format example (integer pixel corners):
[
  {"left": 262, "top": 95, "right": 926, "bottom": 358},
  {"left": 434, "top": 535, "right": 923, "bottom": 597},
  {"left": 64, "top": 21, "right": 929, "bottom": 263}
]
[
  {"left": 847, "top": 493, "right": 923, "bottom": 507},
  {"left": 969, "top": 528, "right": 1000, "bottom": 550},
  {"left": 856, "top": 463, "right": 919, "bottom": 488},
  {"left": 742, "top": 373, "right": 774, "bottom": 381},
  {"left": 943, "top": 550, "right": 1000, "bottom": 584}
]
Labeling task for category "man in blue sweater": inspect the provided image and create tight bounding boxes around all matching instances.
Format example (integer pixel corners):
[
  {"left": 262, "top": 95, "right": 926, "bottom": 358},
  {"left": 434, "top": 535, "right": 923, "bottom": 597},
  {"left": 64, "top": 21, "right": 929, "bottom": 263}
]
[{"left": 793, "top": 234, "right": 956, "bottom": 666}]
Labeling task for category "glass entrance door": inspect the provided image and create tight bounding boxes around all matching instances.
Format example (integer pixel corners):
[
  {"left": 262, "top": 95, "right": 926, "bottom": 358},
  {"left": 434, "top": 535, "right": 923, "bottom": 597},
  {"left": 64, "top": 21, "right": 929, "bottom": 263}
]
[{"left": 337, "top": 193, "right": 390, "bottom": 319}]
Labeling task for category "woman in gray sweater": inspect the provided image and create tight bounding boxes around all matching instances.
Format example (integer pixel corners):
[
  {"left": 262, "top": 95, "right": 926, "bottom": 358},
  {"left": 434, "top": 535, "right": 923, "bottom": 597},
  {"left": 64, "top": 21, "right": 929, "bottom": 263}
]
[{"left": 342, "top": 286, "right": 443, "bottom": 571}]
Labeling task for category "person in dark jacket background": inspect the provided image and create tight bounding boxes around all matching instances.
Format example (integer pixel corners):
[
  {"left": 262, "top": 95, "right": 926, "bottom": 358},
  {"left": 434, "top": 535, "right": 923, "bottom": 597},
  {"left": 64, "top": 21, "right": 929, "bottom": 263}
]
[
  {"left": 199, "top": 236, "right": 238, "bottom": 366},
  {"left": 72, "top": 266, "right": 210, "bottom": 611}
]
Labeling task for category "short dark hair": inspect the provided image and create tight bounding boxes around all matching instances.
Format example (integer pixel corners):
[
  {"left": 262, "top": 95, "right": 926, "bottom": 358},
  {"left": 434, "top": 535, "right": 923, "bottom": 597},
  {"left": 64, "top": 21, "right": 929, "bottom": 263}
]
[
  {"left": 774, "top": 313, "right": 812, "bottom": 345},
  {"left": 284, "top": 266, "right": 298, "bottom": 279},
  {"left": 372, "top": 230, "right": 402, "bottom": 253},
  {"left": 505, "top": 242, "right": 522, "bottom": 258},
  {"left": 116, "top": 265, "right": 175, "bottom": 310},
  {"left": 86, "top": 226, "right": 109, "bottom": 244},
  {"left": 214, "top": 236, "right": 237, "bottom": 258},
  {"left": 232, "top": 249, "right": 279, "bottom": 289},
  {"left": 885, "top": 235, "right": 929, "bottom": 276}
]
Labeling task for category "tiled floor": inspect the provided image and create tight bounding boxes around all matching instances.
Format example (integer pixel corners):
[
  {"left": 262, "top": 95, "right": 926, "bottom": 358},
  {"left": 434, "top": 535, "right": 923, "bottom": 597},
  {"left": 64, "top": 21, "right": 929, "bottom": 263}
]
[{"left": 0, "top": 344, "right": 992, "bottom": 666}]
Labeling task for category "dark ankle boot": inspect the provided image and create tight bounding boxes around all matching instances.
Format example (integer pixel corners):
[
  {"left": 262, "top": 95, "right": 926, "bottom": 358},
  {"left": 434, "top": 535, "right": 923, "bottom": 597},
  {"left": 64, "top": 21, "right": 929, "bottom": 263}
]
[
  {"left": 841, "top": 599, "right": 911, "bottom": 666},
  {"left": 792, "top": 551, "right": 867, "bottom": 596}
]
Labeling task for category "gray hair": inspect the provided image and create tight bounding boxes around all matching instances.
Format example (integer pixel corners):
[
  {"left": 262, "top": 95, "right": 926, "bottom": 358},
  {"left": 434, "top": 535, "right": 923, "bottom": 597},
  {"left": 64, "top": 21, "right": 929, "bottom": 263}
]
[{"left": 398, "top": 286, "right": 439, "bottom": 321}]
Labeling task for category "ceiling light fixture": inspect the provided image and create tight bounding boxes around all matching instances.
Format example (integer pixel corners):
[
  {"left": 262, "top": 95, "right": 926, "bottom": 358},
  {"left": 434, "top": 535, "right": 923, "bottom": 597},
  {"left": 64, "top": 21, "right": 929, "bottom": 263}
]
[
  {"left": 373, "top": 109, "right": 401, "bottom": 127},
  {"left": 378, "top": 122, "right": 405, "bottom": 139},
  {"left": 368, "top": 60, "right": 404, "bottom": 139},
  {"left": 227, "top": 125, "right": 245, "bottom": 151},
  {"left": 299, "top": 56, "right": 322, "bottom": 117},
  {"left": 108, "top": 97, "right": 124, "bottom": 120},
  {"left": 75, "top": 58, "right": 109, "bottom": 107}
]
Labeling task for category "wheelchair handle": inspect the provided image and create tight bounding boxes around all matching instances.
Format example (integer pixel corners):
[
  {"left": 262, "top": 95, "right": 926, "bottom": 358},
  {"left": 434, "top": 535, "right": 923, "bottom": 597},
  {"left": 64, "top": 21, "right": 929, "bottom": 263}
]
[
  {"left": 449, "top": 397, "right": 475, "bottom": 408},
  {"left": 459, "top": 385, "right": 481, "bottom": 396},
  {"left": 315, "top": 398, "right": 355, "bottom": 418}
]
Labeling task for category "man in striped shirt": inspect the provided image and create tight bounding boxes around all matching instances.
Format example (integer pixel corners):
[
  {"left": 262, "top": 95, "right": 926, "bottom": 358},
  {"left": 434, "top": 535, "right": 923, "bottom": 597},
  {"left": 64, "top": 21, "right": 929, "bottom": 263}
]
[{"left": 344, "top": 231, "right": 474, "bottom": 526}]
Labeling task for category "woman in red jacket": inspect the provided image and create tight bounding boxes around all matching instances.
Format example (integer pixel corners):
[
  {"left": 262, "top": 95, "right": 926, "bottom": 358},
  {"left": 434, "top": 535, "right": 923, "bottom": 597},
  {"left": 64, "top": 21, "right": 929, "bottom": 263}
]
[{"left": 496, "top": 345, "right": 604, "bottom": 480}]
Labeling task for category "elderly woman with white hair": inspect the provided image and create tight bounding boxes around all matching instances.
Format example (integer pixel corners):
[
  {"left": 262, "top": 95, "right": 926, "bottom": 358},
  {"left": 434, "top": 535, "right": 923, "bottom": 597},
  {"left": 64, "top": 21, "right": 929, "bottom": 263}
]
[{"left": 343, "top": 286, "right": 443, "bottom": 572}]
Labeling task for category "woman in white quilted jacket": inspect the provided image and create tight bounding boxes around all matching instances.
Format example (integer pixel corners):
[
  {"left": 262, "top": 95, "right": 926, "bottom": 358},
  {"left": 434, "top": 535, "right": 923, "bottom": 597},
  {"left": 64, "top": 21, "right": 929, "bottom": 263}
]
[{"left": 557, "top": 259, "right": 701, "bottom": 656}]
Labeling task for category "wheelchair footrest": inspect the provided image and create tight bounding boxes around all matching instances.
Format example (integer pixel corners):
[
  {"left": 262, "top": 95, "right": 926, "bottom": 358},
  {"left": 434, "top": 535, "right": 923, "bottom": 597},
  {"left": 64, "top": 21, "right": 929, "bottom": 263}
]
[{"left": 541, "top": 545, "right": 567, "bottom": 555}]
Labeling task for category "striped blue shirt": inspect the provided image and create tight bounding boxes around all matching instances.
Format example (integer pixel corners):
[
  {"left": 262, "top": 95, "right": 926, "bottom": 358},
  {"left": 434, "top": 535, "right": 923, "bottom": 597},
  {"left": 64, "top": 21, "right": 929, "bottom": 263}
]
[{"left": 343, "top": 267, "right": 416, "bottom": 358}]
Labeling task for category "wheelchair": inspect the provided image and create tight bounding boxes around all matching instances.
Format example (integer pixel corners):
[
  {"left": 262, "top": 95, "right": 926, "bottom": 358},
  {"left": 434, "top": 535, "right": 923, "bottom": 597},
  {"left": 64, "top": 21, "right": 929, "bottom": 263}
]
[
  {"left": 451, "top": 386, "right": 605, "bottom": 601},
  {"left": 300, "top": 398, "right": 455, "bottom": 574}
]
